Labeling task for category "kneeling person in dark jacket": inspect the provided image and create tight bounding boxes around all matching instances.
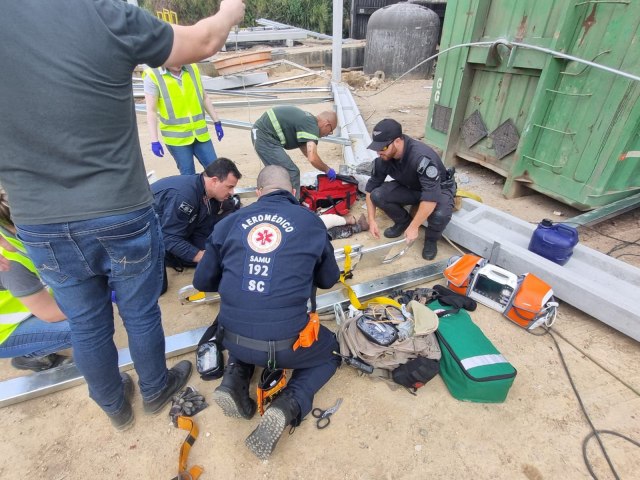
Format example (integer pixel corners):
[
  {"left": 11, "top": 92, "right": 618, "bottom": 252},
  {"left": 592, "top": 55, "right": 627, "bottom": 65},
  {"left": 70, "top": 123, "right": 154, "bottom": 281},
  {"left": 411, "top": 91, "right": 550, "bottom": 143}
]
[
  {"left": 152, "top": 158, "right": 242, "bottom": 294},
  {"left": 365, "top": 119, "right": 456, "bottom": 260},
  {"left": 193, "top": 165, "right": 341, "bottom": 460}
]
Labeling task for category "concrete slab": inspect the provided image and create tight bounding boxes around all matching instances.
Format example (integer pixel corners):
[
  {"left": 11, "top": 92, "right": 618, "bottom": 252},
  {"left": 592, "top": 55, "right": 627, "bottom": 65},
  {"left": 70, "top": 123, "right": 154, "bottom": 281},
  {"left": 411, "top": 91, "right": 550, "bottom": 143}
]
[{"left": 444, "top": 199, "right": 640, "bottom": 341}]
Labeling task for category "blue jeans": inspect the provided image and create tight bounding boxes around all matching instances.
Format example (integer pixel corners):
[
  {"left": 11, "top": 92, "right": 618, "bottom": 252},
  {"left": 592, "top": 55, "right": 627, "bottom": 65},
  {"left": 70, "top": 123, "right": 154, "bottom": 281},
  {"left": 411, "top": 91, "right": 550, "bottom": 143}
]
[
  {"left": 16, "top": 207, "right": 169, "bottom": 414},
  {"left": 0, "top": 316, "right": 72, "bottom": 358},
  {"left": 166, "top": 139, "right": 217, "bottom": 175}
]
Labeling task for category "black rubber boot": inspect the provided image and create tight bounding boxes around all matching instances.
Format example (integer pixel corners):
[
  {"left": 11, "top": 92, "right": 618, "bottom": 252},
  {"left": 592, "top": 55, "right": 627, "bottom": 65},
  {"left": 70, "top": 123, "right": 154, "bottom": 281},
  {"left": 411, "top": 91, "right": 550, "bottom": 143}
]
[
  {"left": 422, "top": 238, "right": 438, "bottom": 260},
  {"left": 245, "top": 391, "right": 300, "bottom": 460},
  {"left": 213, "top": 361, "right": 256, "bottom": 419},
  {"left": 143, "top": 360, "right": 193, "bottom": 415},
  {"left": 108, "top": 373, "right": 135, "bottom": 431}
]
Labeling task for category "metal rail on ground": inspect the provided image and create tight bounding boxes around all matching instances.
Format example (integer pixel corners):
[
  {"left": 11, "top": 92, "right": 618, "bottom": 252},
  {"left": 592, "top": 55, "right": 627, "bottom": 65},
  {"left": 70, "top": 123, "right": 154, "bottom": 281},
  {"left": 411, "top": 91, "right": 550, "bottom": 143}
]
[
  {"left": 566, "top": 192, "right": 640, "bottom": 227},
  {"left": 331, "top": 82, "right": 378, "bottom": 190},
  {"left": 0, "top": 261, "right": 446, "bottom": 408}
]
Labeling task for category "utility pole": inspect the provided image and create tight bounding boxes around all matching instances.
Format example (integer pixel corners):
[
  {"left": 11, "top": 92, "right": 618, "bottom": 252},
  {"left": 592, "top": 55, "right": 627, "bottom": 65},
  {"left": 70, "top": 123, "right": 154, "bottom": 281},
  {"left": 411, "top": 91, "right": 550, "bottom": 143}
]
[{"left": 332, "top": 0, "right": 344, "bottom": 83}]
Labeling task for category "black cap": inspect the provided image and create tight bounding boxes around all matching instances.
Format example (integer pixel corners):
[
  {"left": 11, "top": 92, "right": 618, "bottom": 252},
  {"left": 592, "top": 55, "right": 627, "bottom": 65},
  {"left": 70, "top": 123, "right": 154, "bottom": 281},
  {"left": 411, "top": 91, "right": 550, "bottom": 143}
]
[{"left": 367, "top": 119, "right": 402, "bottom": 151}]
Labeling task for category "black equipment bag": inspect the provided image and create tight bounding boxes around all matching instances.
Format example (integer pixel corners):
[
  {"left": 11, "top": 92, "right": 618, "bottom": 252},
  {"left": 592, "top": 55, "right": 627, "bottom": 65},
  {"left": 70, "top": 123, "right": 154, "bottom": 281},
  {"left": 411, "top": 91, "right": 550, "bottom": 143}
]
[
  {"left": 391, "top": 356, "right": 440, "bottom": 392},
  {"left": 196, "top": 318, "right": 224, "bottom": 380}
]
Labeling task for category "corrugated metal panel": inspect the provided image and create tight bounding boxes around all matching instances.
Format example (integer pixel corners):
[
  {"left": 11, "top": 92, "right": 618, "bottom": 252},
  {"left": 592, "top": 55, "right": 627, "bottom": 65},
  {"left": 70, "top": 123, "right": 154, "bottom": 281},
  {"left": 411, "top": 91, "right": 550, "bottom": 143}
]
[
  {"left": 522, "top": 3, "right": 640, "bottom": 205},
  {"left": 426, "top": 0, "right": 640, "bottom": 210}
]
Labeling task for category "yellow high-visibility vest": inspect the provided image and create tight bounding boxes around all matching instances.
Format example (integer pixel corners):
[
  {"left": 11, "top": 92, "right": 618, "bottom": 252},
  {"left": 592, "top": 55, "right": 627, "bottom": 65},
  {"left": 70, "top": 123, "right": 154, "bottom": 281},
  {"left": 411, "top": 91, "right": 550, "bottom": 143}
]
[
  {"left": 0, "top": 234, "right": 39, "bottom": 344},
  {"left": 143, "top": 64, "right": 210, "bottom": 147}
]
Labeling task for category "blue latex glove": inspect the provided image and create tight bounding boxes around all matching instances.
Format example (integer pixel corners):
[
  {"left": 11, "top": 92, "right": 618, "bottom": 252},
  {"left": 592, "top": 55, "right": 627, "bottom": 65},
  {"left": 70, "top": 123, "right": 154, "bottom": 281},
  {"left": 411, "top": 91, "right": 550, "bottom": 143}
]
[
  {"left": 151, "top": 141, "right": 164, "bottom": 157},
  {"left": 214, "top": 121, "right": 224, "bottom": 141},
  {"left": 326, "top": 168, "right": 337, "bottom": 181}
]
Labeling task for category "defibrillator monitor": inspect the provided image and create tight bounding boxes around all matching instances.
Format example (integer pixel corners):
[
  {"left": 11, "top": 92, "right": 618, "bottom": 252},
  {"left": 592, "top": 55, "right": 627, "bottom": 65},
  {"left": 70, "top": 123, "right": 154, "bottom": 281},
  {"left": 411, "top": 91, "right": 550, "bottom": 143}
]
[{"left": 468, "top": 264, "right": 518, "bottom": 313}]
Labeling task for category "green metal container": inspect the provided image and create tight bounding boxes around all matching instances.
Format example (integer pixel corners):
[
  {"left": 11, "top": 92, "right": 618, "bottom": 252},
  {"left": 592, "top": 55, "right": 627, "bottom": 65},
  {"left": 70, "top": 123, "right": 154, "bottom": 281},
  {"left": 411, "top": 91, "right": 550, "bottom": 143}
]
[{"left": 426, "top": 0, "right": 640, "bottom": 210}]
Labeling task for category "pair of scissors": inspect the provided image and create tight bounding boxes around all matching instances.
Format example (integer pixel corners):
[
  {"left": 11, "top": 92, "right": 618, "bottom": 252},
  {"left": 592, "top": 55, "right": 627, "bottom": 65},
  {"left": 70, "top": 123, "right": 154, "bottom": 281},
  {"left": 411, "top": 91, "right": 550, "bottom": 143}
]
[{"left": 311, "top": 398, "right": 343, "bottom": 429}]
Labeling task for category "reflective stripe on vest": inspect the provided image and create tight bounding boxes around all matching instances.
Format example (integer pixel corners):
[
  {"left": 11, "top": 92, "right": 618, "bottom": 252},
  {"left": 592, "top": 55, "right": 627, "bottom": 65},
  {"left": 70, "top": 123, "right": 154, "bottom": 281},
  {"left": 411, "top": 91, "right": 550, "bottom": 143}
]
[
  {"left": 266, "top": 109, "right": 287, "bottom": 146},
  {"left": 0, "top": 236, "right": 39, "bottom": 342},
  {"left": 460, "top": 354, "right": 508, "bottom": 371},
  {"left": 144, "top": 65, "right": 210, "bottom": 146}
]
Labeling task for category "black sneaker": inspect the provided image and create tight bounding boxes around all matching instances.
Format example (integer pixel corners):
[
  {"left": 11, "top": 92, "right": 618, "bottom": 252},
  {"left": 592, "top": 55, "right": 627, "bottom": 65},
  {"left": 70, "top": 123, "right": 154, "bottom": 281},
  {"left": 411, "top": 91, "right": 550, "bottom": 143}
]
[
  {"left": 213, "top": 362, "right": 256, "bottom": 419},
  {"left": 422, "top": 239, "right": 438, "bottom": 260},
  {"left": 143, "top": 360, "right": 193, "bottom": 415},
  {"left": 11, "top": 353, "right": 68, "bottom": 372},
  {"left": 245, "top": 392, "right": 300, "bottom": 460},
  {"left": 383, "top": 220, "right": 411, "bottom": 239},
  {"left": 108, "top": 373, "right": 135, "bottom": 431}
]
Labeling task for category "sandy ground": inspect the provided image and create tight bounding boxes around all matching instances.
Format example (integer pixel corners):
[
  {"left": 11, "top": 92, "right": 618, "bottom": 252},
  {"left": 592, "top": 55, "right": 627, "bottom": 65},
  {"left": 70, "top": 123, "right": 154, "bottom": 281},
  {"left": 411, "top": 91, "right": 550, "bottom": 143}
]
[{"left": 1, "top": 68, "right": 639, "bottom": 480}]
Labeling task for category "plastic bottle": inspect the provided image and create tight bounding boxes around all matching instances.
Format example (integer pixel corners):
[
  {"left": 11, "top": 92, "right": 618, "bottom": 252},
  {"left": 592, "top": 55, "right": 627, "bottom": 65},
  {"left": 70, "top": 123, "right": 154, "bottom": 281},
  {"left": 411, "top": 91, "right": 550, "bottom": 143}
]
[{"left": 528, "top": 219, "right": 579, "bottom": 266}]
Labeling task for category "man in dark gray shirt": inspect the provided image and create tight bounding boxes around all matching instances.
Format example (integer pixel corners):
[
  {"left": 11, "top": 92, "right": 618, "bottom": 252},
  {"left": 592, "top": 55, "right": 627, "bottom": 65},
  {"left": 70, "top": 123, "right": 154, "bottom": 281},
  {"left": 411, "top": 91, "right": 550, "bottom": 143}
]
[{"left": 0, "top": 0, "right": 245, "bottom": 431}]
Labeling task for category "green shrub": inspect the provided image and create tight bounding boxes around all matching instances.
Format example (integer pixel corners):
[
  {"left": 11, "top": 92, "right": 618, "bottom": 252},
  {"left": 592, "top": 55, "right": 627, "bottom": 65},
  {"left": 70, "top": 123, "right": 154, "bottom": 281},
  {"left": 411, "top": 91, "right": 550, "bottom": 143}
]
[{"left": 140, "top": 0, "right": 350, "bottom": 36}]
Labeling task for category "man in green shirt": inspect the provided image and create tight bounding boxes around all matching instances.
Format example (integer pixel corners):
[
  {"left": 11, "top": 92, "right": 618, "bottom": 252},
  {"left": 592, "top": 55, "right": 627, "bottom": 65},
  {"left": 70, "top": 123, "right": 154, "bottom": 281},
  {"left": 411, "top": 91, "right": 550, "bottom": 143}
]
[{"left": 252, "top": 106, "right": 338, "bottom": 197}]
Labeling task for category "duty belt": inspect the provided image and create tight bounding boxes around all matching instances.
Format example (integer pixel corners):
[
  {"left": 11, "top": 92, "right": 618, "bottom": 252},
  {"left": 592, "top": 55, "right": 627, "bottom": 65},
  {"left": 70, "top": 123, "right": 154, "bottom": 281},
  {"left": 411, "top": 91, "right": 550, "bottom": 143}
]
[{"left": 222, "top": 329, "right": 297, "bottom": 352}]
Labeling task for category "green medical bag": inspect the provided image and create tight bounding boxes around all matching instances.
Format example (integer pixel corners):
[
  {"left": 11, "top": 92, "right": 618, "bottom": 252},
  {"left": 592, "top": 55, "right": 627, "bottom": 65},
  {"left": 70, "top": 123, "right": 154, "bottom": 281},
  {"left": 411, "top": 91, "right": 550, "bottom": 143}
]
[{"left": 431, "top": 301, "right": 517, "bottom": 403}]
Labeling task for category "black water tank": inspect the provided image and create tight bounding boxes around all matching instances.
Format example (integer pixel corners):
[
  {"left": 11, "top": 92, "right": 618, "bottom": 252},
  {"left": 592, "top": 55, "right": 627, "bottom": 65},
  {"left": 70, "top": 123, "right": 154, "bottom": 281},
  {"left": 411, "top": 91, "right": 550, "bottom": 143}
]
[{"left": 364, "top": 2, "right": 440, "bottom": 79}]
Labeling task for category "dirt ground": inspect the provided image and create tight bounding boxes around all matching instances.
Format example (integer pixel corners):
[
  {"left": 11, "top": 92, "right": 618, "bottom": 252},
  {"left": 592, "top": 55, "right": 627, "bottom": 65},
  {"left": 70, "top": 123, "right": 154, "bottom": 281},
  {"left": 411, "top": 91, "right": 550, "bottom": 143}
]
[{"left": 1, "top": 66, "right": 639, "bottom": 480}]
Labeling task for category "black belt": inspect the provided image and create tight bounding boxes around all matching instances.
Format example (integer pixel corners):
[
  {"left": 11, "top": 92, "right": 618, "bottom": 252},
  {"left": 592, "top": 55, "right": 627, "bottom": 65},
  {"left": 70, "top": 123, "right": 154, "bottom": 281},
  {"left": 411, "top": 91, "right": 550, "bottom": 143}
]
[{"left": 222, "top": 329, "right": 297, "bottom": 352}]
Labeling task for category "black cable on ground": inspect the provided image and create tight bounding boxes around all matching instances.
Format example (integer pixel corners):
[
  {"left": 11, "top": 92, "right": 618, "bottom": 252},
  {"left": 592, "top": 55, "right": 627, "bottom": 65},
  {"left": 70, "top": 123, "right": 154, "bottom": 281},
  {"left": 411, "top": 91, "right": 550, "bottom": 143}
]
[
  {"left": 534, "top": 326, "right": 640, "bottom": 479},
  {"left": 582, "top": 430, "right": 640, "bottom": 480}
]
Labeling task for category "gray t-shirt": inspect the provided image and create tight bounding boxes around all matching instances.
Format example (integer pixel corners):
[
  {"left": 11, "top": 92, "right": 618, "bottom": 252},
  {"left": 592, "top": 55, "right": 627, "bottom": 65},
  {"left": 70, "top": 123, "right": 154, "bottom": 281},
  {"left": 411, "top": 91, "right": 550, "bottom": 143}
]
[
  {"left": 0, "top": 0, "right": 174, "bottom": 224},
  {"left": 0, "top": 259, "right": 44, "bottom": 299}
]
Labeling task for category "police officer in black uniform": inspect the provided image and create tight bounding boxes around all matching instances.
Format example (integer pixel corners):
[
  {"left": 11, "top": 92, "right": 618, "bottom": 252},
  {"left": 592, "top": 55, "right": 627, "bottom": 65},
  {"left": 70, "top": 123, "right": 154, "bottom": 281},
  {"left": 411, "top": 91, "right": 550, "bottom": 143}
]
[
  {"left": 193, "top": 165, "right": 340, "bottom": 460},
  {"left": 152, "top": 158, "right": 242, "bottom": 293},
  {"left": 365, "top": 119, "right": 456, "bottom": 260}
]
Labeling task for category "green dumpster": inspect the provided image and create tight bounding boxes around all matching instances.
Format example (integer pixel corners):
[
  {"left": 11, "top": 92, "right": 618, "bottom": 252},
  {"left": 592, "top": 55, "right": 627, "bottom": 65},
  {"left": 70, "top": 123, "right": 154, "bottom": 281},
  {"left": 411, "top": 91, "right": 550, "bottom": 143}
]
[{"left": 426, "top": 0, "right": 640, "bottom": 210}]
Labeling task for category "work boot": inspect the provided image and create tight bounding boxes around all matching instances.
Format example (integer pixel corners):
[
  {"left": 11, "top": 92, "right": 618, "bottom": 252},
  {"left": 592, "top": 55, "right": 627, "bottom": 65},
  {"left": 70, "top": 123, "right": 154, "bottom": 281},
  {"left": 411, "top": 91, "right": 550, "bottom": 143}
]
[
  {"left": 384, "top": 219, "right": 411, "bottom": 238},
  {"left": 213, "top": 362, "right": 256, "bottom": 419},
  {"left": 11, "top": 353, "right": 70, "bottom": 372},
  {"left": 245, "top": 391, "right": 300, "bottom": 460},
  {"left": 143, "top": 360, "right": 192, "bottom": 415},
  {"left": 108, "top": 373, "right": 135, "bottom": 431},
  {"left": 422, "top": 238, "right": 438, "bottom": 260}
]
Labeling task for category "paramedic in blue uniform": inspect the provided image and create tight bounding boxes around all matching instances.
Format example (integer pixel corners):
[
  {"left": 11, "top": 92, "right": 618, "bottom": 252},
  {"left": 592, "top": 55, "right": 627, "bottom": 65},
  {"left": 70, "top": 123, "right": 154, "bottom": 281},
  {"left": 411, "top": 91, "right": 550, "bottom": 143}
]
[
  {"left": 365, "top": 118, "right": 456, "bottom": 260},
  {"left": 152, "top": 158, "right": 241, "bottom": 293},
  {"left": 193, "top": 165, "right": 341, "bottom": 460}
]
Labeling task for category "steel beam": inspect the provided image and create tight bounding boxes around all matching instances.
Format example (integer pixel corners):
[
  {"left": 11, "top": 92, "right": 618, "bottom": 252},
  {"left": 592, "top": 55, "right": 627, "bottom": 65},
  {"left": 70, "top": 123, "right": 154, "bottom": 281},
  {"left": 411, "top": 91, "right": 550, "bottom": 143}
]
[
  {"left": 210, "top": 96, "right": 333, "bottom": 108},
  {"left": 567, "top": 192, "right": 640, "bottom": 227},
  {"left": 331, "top": 82, "right": 378, "bottom": 191},
  {"left": 0, "top": 262, "right": 446, "bottom": 408},
  {"left": 177, "top": 240, "right": 409, "bottom": 305},
  {"left": 225, "top": 28, "right": 307, "bottom": 45},
  {"left": 133, "top": 105, "right": 351, "bottom": 146}
]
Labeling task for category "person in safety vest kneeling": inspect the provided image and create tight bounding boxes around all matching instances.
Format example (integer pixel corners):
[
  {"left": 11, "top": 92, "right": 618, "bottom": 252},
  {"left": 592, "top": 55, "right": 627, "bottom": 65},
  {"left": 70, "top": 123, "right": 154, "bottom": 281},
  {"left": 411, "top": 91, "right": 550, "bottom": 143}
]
[
  {"left": 193, "top": 165, "right": 341, "bottom": 460},
  {"left": 0, "top": 189, "right": 73, "bottom": 372}
]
